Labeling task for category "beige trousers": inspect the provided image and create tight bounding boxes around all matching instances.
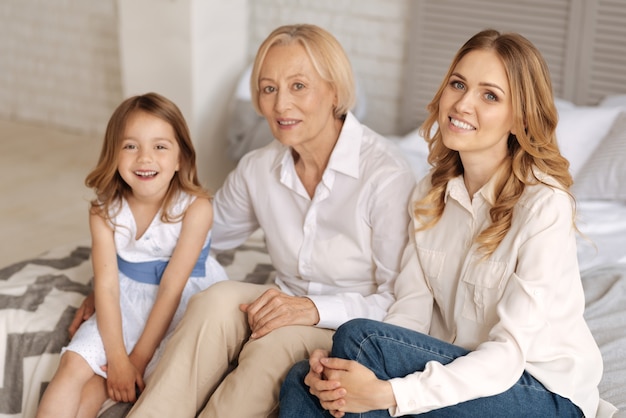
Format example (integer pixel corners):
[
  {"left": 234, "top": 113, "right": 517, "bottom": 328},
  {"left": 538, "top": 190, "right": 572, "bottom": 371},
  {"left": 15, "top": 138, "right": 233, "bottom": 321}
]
[{"left": 127, "top": 280, "right": 334, "bottom": 418}]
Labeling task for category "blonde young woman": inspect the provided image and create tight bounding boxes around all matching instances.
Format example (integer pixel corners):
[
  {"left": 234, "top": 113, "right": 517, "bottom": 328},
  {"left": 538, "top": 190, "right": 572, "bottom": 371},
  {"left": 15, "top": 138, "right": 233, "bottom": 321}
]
[
  {"left": 281, "top": 30, "right": 617, "bottom": 417},
  {"left": 36, "top": 93, "right": 227, "bottom": 418}
]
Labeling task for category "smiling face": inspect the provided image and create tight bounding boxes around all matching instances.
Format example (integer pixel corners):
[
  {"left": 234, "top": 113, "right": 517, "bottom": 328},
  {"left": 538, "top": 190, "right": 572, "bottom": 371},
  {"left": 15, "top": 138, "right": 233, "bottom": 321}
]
[
  {"left": 257, "top": 43, "right": 339, "bottom": 150},
  {"left": 438, "top": 49, "right": 515, "bottom": 166},
  {"left": 117, "top": 110, "right": 180, "bottom": 202}
]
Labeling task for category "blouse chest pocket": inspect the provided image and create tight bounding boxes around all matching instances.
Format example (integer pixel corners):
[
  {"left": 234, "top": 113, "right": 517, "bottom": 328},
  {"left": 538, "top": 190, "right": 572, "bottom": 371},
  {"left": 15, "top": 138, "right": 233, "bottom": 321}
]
[{"left": 461, "top": 258, "right": 508, "bottom": 324}]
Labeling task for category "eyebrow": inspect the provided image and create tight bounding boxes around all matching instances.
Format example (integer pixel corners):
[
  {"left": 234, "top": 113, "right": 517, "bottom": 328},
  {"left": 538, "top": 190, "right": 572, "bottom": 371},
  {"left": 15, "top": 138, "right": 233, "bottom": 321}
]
[
  {"left": 451, "top": 72, "right": 506, "bottom": 95},
  {"left": 121, "top": 136, "right": 175, "bottom": 143},
  {"left": 259, "top": 73, "right": 309, "bottom": 83}
]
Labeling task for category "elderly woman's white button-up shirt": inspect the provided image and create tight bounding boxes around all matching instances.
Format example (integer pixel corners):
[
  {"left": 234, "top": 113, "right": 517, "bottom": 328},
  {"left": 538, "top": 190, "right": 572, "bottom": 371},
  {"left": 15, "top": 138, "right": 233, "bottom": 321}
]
[{"left": 212, "top": 112, "right": 417, "bottom": 329}]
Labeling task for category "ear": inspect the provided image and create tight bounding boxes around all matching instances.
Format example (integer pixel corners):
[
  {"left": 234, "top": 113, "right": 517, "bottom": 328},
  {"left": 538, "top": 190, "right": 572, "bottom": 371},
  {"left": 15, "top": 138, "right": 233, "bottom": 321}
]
[{"left": 332, "top": 93, "right": 339, "bottom": 117}]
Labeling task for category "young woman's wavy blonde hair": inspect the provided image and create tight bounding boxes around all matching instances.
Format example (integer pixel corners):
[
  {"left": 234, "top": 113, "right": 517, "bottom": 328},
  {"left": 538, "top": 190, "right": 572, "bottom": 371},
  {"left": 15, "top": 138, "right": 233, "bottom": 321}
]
[
  {"left": 85, "top": 92, "right": 209, "bottom": 223},
  {"left": 416, "top": 29, "right": 573, "bottom": 258},
  {"left": 249, "top": 23, "right": 356, "bottom": 119}
]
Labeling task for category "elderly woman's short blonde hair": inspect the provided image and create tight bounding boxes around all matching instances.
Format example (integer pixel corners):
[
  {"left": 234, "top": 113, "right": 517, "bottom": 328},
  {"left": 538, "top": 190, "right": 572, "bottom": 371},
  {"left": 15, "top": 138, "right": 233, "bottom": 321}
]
[{"left": 250, "top": 24, "right": 356, "bottom": 119}]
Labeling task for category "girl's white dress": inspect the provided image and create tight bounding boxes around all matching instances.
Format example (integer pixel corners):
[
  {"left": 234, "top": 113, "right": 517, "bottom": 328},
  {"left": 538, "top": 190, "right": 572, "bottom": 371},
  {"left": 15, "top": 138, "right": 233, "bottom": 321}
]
[{"left": 64, "top": 192, "right": 227, "bottom": 378}]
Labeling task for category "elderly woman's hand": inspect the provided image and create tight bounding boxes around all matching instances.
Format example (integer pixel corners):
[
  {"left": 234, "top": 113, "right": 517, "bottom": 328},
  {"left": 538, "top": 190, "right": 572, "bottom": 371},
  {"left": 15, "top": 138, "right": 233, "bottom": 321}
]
[
  {"left": 239, "top": 288, "right": 320, "bottom": 338},
  {"left": 68, "top": 291, "right": 95, "bottom": 338}
]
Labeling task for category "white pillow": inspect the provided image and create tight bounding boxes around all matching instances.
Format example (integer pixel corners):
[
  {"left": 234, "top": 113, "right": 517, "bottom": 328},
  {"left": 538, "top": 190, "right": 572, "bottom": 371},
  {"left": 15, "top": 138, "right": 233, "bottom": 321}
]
[
  {"left": 599, "top": 94, "right": 626, "bottom": 109},
  {"left": 554, "top": 97, "right": 576, "bottom": 110},
  {"left": 555, "top": 105, "right": 622, "bottom": 179},
  {"left": 400, "top": 127, "right": 430, "bottom": 155},
  {"left": 573, "top": 111, "right": 626, "bottom": 202},
  {"left": 390, "top": 127, "right": 430, "bottom": 180}
]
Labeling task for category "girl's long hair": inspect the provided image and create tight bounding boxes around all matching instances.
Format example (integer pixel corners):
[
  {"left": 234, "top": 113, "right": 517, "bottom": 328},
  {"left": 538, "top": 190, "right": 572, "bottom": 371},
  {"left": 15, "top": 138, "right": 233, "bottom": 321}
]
[
  {"left": 415, "top": 29, "right": 573, "bottom": 257},
  {"left": 85, "top": 92, "right": 209, "bottom": 223}
]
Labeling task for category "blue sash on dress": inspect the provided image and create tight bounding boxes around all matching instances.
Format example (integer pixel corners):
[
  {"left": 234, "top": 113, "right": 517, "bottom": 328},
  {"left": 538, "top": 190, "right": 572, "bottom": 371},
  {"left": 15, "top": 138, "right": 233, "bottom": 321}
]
[{"left": 117, "top": 241, "right": 211, "bottom": 285}]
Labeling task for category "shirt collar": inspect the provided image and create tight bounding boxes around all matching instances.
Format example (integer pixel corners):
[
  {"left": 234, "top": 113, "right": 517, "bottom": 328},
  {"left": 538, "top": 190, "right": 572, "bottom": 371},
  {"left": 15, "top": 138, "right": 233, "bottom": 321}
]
[
  {"left": 445, "top": 162, "right": 509, "bottom": 207},
  {"left": 270, "top": 111, "right": 362, "bottom": 179},
  {"left": 326, "top": 112, "right": 362, "bottom": 179}
]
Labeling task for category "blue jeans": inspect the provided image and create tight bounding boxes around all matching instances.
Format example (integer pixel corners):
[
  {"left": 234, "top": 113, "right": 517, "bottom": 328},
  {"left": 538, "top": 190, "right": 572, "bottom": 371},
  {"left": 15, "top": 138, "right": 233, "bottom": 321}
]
[{"left": 279, "top": 319, "right": 582, "bottom": 417}]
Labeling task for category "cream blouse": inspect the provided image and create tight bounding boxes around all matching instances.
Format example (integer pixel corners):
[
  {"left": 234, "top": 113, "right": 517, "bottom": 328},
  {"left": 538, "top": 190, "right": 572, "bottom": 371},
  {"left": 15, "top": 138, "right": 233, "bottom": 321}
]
[{"left": 385, "top": 171, "right": 615, "bottom": 417}]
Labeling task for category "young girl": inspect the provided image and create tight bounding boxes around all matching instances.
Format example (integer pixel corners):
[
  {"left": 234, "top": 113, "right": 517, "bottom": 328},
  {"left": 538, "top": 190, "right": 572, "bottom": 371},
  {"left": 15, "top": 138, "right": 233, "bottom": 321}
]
[
  {"left": 36, "top": 92, "right": 227, "bottom": 418},
  {"left": 280, "top": 30, "right": 617, "bottom": 417}
]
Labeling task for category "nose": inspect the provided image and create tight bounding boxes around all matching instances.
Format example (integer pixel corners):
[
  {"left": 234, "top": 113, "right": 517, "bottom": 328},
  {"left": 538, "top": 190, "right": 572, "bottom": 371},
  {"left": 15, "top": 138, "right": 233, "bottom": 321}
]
[
  {"left": 274, "top": 88, "right": 292, "bottom": 113},
  {"left": 137, "top": 148, "right": 153, "bottom": 163},
  {"left": 453, "top": 91, "right": 475, "bottom": 114}
]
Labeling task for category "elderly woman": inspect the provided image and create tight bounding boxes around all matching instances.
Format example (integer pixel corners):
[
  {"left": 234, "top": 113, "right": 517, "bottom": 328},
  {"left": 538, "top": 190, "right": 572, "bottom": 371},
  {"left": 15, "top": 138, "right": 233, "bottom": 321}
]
[
  {"left": 117, "top": 24, "right": 416, "bottom": 418},
  {"left": 280, "top": 29, "right": 616, "bottom": 418}
]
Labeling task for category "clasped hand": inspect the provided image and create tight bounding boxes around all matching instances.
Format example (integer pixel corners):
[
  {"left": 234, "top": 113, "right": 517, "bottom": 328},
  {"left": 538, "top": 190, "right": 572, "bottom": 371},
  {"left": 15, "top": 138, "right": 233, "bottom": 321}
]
[
  {"left": 304, "top": 349, "right": 396, "bottom": 417},
  {"left": 239, "top": 288, "right": 320, "bottom": 339},
  {"left": 101, "top": 351, "right": 145, "bottom": 403}
]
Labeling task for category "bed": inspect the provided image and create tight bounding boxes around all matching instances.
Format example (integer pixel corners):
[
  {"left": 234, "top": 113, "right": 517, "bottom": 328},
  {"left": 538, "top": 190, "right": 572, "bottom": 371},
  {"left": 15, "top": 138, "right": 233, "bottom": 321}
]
[{"left": 1, "top": 97, "right": 625, "bottom": 417}]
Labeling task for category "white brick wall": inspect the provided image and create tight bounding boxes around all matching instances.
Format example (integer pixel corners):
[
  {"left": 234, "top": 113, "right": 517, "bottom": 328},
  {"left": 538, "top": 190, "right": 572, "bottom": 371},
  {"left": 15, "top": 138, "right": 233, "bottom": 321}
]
[
  {"left": 0, "top": 0, "right": 123, "bottom": 135},
  {"left": 0, "top": 0, "right": 409, "bottom": 136},
  {"left": 248, "top": 0, "right": 410, "bottom": 135}
]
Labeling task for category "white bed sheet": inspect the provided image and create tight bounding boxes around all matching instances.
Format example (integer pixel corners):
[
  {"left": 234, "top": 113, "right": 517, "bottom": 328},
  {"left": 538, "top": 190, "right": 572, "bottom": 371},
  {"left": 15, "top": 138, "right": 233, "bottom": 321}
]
[
  {"left": 577, "top": 200, "right": 626, "bottom": 271},
  {"left": 576, "top": 200, "right": 626, "bottom": 416}
]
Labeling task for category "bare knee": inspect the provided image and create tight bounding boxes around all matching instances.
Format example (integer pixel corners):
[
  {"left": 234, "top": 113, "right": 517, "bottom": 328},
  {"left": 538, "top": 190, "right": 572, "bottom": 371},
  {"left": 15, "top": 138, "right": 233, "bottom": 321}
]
[
  {"left": 76, "top": 376, "right": 108, "bottom": 418},
  {"left": 57, "top": 351, "right": 93, "bottom": 379},
  {"left": 37, "top": 351, "right": 94, "bottom": 416}
]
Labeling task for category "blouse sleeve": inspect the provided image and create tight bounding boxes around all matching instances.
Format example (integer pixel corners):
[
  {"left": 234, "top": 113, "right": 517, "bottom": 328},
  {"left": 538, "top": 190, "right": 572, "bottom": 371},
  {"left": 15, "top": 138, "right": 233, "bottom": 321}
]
[
  {"left": 385, "top": 178, "right": 435, "bottom": 332},
  {"left": 384, "top": 228, "right": 434, "bottom": 333}
]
